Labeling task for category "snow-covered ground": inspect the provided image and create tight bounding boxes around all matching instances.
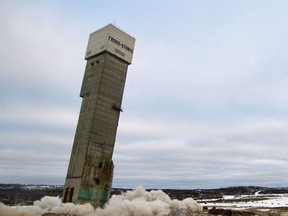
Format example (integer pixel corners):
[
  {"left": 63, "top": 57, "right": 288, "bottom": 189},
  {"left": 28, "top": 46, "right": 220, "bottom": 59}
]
[
  {"left": 200, "top": 192, "right": 288, "bottom": 209},
  {"left": 22, "top": 185, "right": 63, "bottom": 190}
]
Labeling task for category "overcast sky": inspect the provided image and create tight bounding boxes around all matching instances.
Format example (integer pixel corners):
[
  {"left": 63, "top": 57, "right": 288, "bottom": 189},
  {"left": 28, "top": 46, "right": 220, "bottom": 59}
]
[{"left": 1, "top": 0, "right": 288, "bottom": 189}]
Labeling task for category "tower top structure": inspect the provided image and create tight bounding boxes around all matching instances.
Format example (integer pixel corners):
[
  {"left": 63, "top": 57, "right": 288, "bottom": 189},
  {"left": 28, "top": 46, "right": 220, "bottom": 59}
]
[{"left": 85, "top": 24, "right": 135, "bottom": 64}]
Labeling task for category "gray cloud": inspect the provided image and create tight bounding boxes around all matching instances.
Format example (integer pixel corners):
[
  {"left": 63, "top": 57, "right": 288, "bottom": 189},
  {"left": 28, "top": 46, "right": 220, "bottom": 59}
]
[{"left": 113, "top": 117, "right": 288, "bottom": 188}]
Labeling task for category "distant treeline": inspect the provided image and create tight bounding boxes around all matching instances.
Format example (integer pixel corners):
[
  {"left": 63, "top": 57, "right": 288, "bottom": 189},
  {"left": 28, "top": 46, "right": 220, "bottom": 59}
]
[{"left": 1, "top": 184, "right": 288, "bottom": 205}]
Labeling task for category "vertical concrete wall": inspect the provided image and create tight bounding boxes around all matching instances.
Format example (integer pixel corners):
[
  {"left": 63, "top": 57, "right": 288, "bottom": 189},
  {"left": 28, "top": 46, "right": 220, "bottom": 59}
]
[{"left": 64, "top": 51, "right": 130, "bottom": 207}]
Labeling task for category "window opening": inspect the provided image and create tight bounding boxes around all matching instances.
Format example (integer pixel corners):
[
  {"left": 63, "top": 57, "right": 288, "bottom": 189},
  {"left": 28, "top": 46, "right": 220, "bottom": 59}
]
[
  {"left": 99, "top": 162, "right": 103, "bottom": 168},
  {"left": 94, "top": 178, "right": 100, "bottom": 185},
  {"left": 63, "top": 187, "right": 69, "bottom": 203},
  {"left": 68, "top": 187, "right": 74, "bottom": 202}
]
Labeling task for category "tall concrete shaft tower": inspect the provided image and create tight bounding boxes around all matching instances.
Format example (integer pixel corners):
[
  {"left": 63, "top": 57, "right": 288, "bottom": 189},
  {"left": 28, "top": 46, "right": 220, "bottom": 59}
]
[{"left": 63, "top": 24, "right": 135, "bottom": 207}]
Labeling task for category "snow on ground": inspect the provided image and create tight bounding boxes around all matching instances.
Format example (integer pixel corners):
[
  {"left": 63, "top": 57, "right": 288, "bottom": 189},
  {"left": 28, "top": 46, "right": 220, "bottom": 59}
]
[{"left": 200, "top": 193, "right": 288, "bottom": 209}]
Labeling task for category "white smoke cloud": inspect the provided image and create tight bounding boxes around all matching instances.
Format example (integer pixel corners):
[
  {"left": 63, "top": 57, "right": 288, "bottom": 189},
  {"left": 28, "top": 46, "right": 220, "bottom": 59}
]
[
  {"left": 0, "top": 187, "right": 202, "bottom": 216},
  {"left": 0, "top": 202, "right": 35, "bottom": 216}
]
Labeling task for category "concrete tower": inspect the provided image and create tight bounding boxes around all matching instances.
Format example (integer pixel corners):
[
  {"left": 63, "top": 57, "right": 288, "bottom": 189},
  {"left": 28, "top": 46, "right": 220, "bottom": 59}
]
[{"left": 63, "top": 24, "right": 135, "bottom": 207}]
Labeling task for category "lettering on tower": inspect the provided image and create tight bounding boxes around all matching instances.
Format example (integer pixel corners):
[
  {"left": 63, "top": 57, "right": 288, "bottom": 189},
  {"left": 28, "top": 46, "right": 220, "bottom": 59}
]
[{"left": 85, "top": 24, "right": 135, "bottom": 64}]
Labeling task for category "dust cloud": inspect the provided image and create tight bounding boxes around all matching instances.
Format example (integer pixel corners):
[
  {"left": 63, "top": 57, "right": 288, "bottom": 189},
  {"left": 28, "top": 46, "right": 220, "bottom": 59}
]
[{"left": 0, "top": 186, "right": 202, "bottom": 216}]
